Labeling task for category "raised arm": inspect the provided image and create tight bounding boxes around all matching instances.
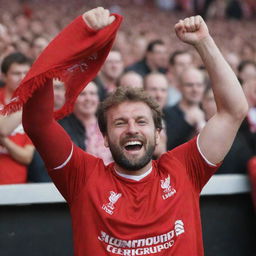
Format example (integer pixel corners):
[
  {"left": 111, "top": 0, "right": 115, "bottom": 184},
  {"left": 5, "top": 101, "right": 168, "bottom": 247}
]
[
  {"left": 23, "top": 7, "right": 116, "bottom": 169},
  {"left": 174, "top": 16, "right": 248, "bottom": 164}
]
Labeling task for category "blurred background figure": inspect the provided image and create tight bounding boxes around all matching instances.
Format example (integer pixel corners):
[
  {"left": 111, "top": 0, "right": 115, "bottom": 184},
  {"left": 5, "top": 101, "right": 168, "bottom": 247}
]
[
  {"left": 144, "top": 72, "right": 169, "bottom": 111},
  {"left": 0, "top": 52, "right": 34, "bottom": 184},
  {"left": 95, "top": 49, "right": 124, "bottom": 100},
  {"left": 30, "top": 36, "right": 49, "bottom": 60},
  {"left": 164, "top": 67, "right": 206, "bottom": 150},
  {"left": 166, "top": 50, "right": 194, "bottom": 106},
  {"left": 144, "top": 72, "right": 169, "bottom": 158},
  {"left": 118, "top": 71, "right": 144, "bottom": 89},
  {"left": 238, "top": 60, "right": 256, "bottom": 84},
  {"left": 72, "top": 81, "right": 113, "bottom": 164},
  {"left": 202, "top": 85, "right": 253, "bottom": 174},
  {"left": 53, "top": 79, "right": 65, "bottom": 110},
  {"left": 126, "top": 39, "right": 168, "bottom": 77}
]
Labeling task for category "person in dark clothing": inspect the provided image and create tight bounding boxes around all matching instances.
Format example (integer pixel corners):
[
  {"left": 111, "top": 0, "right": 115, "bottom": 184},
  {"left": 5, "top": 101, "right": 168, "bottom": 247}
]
[
  {"left": 58, "top": 113, "right": 86, "bottom": 151},
  {"left": 164, "top": 67, "right": 206, "bottom": 150},
  {"left": 125, "top": 39, "right": 167, "bottom": 77},
  {"left": 202, "top": 85, "right": 253, "bottom": 174}
]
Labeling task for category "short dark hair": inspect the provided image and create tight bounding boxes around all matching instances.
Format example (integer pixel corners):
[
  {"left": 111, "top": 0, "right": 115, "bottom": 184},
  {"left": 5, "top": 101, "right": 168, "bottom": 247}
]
[
  {"left": 146, "top": 39, "right": 165, "bottom": 53},
  {"left": 97, "top": 87, "right": 163, "bottom": 135},
  {"left": 238, "top": 60, "right": 256, "bottom": 73},
  {"left": 169, "top": 50, "right": 191, "bottom": 66},
  {"left": 1, "top": 52, "right": 32, "bottom": 74}
]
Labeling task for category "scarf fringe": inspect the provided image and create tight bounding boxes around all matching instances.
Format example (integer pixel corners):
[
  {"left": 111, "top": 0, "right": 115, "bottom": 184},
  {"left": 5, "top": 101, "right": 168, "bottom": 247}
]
[{"left": 0, "top": 68, "right": 69, "bottom": 119}]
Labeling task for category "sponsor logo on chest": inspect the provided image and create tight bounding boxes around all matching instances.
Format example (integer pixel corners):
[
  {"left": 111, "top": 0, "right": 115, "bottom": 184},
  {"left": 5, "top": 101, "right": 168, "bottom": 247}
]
[{"left": 160, "top": 175, "right": 176, "bottom": 200}]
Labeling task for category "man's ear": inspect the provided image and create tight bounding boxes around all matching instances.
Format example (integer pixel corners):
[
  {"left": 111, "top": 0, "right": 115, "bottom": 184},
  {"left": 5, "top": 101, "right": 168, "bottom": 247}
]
[
  {"left": 104, "top": 135, "right": 109, "bottom": 148},
  {"left": 155, "top": 128, "right": 161, "bottom": 146}
]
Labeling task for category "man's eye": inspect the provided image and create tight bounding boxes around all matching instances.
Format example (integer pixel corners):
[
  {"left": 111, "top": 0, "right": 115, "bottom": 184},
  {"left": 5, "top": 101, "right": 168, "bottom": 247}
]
[
  {"left": 115, "top": 122, "right": 125, "bottom": 126},
  {"left": 138, "top": 120, "right": 146, "bottom": 125}
]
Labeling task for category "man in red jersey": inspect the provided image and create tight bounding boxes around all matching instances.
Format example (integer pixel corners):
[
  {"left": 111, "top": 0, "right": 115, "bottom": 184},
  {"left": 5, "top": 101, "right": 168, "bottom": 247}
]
[{"left": 22, "top": 7, "right": 248, "bottom": 256}]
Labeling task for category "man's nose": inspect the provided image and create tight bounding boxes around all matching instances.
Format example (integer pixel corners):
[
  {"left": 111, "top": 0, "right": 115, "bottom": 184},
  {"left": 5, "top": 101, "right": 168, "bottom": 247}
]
[{"left": 126, "top": 121, "right": 139, "bottom": 134}]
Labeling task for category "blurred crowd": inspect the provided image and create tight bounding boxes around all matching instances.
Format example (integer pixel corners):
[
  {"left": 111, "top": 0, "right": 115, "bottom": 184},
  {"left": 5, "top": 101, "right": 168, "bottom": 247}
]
[{"left": 0, "top": 0, "right": 256, "bottom": 208}]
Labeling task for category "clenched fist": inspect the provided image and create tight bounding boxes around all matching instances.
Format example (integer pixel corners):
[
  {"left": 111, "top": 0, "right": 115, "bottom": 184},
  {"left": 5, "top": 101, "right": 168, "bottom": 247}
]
[
  {"left": 82, "top": 7, "right": 116, "bottom": 30},
  {"left": 174, "top": 16, "right": 210, "bottom": 45}
]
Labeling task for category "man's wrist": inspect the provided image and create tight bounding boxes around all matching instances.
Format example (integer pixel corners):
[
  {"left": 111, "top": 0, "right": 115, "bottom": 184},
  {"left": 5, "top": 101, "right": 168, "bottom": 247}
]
[{"left": 193, "top": 35, "right": 213, "bottom": 50}]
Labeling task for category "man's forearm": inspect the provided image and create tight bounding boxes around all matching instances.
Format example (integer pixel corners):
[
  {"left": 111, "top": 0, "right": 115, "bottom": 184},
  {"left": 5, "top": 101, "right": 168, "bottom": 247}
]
[{"left": 194, "top": 36, "right": 248, "bottom": 118}]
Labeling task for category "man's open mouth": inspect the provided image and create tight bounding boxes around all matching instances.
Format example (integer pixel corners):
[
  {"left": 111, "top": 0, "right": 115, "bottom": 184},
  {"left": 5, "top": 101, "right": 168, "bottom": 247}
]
[{"left": 124, "top": 141, "right": 143, "bottom": 151}]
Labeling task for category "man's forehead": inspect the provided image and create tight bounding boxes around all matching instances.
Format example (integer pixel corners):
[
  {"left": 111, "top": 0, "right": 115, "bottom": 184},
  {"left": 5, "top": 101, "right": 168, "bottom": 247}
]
[{"left": 107, "top": 101, "right": 152, "bottom": 119}]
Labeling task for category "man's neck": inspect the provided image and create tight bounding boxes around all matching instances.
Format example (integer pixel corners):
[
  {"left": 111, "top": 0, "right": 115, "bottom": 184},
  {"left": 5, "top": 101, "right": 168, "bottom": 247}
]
[{"left": 114, "top": 160, "right": 152, "bottom": 176}]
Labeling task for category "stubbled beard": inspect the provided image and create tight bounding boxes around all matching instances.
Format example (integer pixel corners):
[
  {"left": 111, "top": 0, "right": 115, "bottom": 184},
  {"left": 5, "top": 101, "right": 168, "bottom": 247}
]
[{"left": 108, "top": 140, "right": 156, "bottom": 171}]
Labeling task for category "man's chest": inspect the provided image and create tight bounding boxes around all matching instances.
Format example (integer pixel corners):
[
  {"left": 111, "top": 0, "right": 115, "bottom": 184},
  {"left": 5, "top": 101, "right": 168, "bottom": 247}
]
[{"left": 69, "top": 167, "right": 201, "bottom": 255}]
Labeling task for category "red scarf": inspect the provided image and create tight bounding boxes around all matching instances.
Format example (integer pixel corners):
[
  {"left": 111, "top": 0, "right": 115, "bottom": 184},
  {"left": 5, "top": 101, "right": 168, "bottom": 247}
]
[{"left": 1, "top": 14, "right": 122, "bottom": 119}]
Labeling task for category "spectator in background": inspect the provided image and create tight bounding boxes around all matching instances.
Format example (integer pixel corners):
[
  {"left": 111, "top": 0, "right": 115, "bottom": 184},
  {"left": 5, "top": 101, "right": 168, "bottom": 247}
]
[
  {"left": 244, "top": 78, "right": 256, "bottom": 211},
  {"left": 30, "top": 36, "right": 49, "bottom": 60},
  {"left": 224, "top": 51, "right": 240, "bottom": 76},
  {"left": 238, "top": 60, "right": 256, "bottom": 84},
  {"left": 128, "top": 35, "right": 148, "bottom": 65},
  {"left": 73, "top": 81, "right": 112, "bottom": 164},
  {"left": 95, "top": 49, "right": 124, "bottom": 101},
  {"left": 53, "top": 79, "right": 65, "bottom": 110},
  {"left": 118, "top": 71, "right": 144, "bottom": 89},
  {"left": 0, "top": 52, "right": 34, "bottom": 184},
  {"left": 126, "top": 39, "right": 168, "bottom": 77},
  {"left": 164, "top": 67, "right": 206, "bottom": 150},
  {"left": 166, "top": 50, "right": 194, "bottom": 106},
  {"left": 202, "top": 85, "right": 253, "bottom": 174},
  {"left": 144, "top": 72, "right": 168, "bottom": 158},
  {"left": 144, "top": 72, "right": 169, "bottom": 111},
  {"left": 240, "top": 78, "right": 256, "bottom": 153}
]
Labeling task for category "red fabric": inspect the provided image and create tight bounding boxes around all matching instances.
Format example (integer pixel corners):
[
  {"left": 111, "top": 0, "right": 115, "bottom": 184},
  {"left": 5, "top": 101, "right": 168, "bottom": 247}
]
[
  {"left": 1, "top": 14, "right": 122, "bottom": 120},
  {"left": 22, "top": 79, "right": 73, "bottom": 170},
  {"left": 48, "top": 138, "right": 219, "bottom": 255},
  {"left": 248, "top": 156, "right": 256, "bottom": 211},
  {"left": 0, "top": 128, "right": 32, "bottom": 184}
]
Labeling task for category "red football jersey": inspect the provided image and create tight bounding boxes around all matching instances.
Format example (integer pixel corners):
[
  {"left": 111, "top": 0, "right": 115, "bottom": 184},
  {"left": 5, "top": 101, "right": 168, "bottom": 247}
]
[{"left": 49, "top": 137, "right": 219, "bottom": 256}]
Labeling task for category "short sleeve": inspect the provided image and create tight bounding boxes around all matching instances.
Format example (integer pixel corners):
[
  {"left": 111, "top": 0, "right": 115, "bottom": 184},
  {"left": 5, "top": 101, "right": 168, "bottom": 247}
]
[
  {"left": 48, "top": 144, "right": 105, "bottom": 203},
  {"left": 163, "top": 136, "right": 221, "bottom": 193}
]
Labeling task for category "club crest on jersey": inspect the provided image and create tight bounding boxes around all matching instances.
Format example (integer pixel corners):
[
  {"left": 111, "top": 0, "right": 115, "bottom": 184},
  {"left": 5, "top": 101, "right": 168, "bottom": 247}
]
[
  {"left": 102, "top": 191, "right": 122, "bottom": 215},
  {"left": 160, "top": 175, "right": 176, "bottom": 200}
]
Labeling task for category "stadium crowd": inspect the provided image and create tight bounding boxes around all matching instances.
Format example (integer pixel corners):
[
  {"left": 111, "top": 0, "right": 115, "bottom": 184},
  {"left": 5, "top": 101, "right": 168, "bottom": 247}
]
[{"left": 0, "top": 0, "right": 256, "bottom": 208}]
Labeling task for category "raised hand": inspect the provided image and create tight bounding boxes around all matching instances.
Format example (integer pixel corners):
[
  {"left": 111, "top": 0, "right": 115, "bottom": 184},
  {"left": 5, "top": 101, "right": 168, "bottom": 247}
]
[
  {"left": 82, "top": 7, "right": 116, "bottom": 30},
  {"left": 174, "top": 16, "right": 209, "bottom": 45}
]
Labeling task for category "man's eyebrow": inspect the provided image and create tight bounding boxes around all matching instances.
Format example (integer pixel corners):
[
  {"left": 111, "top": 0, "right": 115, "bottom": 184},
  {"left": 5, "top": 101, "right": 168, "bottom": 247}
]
[{"left": 113, "top": 117, "right": 127, "bottom": 122}]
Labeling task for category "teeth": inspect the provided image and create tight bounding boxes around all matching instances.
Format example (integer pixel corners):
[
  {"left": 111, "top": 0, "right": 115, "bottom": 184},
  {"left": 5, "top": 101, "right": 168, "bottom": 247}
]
[{"left": 124, "top": 141, "right": 142, "bottom": 146}]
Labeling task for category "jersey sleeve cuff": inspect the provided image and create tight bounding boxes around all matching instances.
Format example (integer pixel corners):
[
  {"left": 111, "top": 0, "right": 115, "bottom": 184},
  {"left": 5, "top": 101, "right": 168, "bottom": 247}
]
[
  {"left": 53, "top": 143, "right": 74, "bottom": 170},
  {"left": 196, "top": 134, "right": 217, "bottom": 167}
]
